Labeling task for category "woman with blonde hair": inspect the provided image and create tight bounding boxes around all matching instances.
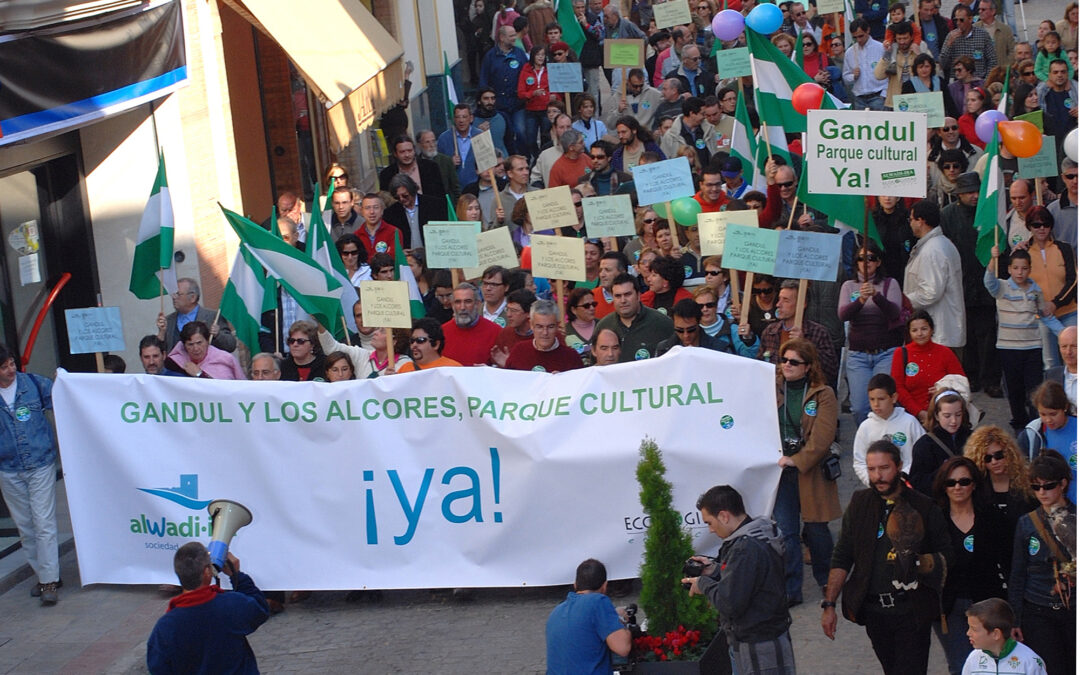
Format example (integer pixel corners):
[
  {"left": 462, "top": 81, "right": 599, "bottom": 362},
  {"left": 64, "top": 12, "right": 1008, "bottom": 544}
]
[
  {"left": 964, "top": 425, "right": 1036, "bottom": 535},
  {"left": 623, "top": 207, "right": 660, "bottom": 263}
]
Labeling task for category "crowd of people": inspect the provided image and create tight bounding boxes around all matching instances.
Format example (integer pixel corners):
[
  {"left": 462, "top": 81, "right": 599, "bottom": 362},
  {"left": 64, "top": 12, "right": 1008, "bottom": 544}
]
[{"left": 0, "top": 0, "right": 1075, "bottom": 672}]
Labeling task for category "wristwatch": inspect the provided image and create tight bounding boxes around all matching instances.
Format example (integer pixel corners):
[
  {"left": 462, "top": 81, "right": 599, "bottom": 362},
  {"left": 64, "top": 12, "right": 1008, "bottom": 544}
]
[{"left": 820, "top": 600, "right": 836, "bottom": 609}]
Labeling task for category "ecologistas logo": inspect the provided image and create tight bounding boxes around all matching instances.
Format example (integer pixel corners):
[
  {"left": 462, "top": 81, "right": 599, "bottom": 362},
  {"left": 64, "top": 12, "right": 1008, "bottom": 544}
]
[{"left": 130, "top": 474, "right": 213, "bottom": 550}]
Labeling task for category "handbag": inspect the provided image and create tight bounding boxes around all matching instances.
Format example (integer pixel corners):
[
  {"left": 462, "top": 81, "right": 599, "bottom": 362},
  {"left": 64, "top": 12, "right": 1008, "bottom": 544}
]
[{"left": 822, "top": 442, "right": 842, "bottom": 481}]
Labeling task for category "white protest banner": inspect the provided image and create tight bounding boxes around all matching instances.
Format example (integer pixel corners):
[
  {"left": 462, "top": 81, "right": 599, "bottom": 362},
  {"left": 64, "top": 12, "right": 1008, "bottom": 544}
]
[
  {"left": 893, "top": 91, "right": 945, "bottom": 128},
  {"left": 53, "top": 349, "right": 781, "bottom": 589},
  {"left": 424, "top": 222, "right": 482, "bottom": 268},
  {"left": 806, "top": 109, "right": 927, "bottom": 197},
  {"left": 524, "top": 185, "right": 579, "bottom": 230},
  {"left": 631, "top": 156, "right": 696, "bottom": 206},
  {"left": 463, "top": 227, "right": 520, "bottom": 279},
  {"left": 471, "top": 130, "right": 499, "bottom": 174},
  {"left": 653, "top": 0, "right": 691, "bottom": 28},
  {"left": 548, "top": 63, "right": 584, "bottom": 93},
  {"left": 531, "top": 234, "right": 587, "bottom": 281},
  {"left": 697, "top": 209, "right": 758, "bottom": 256},
  {"left": 582, "top": 194, "right": 636, "bottom": 238},
  {"left": 773, "top": 230, "right": 843, "bottom": 282},
  {"left": 359, "top": 281, "right": 412, "bottom": 329},
  {"left": 64, "top": 307, "right": 125, "bottom": 354}
]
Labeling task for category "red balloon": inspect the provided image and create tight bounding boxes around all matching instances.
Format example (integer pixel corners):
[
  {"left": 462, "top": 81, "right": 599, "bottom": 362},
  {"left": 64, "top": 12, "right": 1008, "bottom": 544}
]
[
  {"left": 997, "top": 120, "right": 1042, "bottom": 158},
  {"left": 792, "top": 82, "right": 826, "bottom": 116}
]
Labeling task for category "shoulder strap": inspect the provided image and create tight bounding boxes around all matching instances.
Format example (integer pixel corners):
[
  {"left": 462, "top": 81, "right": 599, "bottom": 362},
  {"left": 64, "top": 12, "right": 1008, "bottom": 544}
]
[
  {"left": 1027, "top": 510, "right": 1072, "bottom": 563},
  {"left": 927, "top": 432, "right": 956, "bottom": 457}
]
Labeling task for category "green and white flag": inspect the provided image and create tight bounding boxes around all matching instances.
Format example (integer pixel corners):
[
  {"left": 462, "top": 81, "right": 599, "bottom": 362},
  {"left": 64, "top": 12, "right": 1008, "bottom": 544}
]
[
  {"left": 220, "top": 205, "right": 345, "bottom": 330},
  {"left": 973, "top": 127, "right": 1003, "bottom": 267},
  {"left": 307, "top": 183, "right": 360, "bottom": 336},
  {"left": 129, "top": 150, "right": 177, "bottom": 299},
  {"left": 731, "top": 88, "right": 760, "bottom": 187},
  {"left": 796, "top": 164, "right": 874, "bottom": 241},
  {"left": 219, "top": 245, "right": 272, "bottom": 352},
  {"left": 444, "top": 53, "right": 459, "bottom": 120},
  {"left": 556, "top": 0, "right": 586, "bottom": 56},
  {"left": 746, "top": 29, "right": 845, "bottom": 139},
  {"left": 393, "top": 229, "right": 426, "bottom": 319}
]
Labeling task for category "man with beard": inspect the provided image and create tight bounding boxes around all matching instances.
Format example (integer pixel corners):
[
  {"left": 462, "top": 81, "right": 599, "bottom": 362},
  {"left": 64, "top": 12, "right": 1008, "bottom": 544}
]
[
  {"left": 530, "top": 114, "right": 573, "bottom": 188},
  {"left": 473, "top": 87, "right": 509, "bottom": 156},
  {"left": 416, "top": 130, "right": 461, "bottom": 202},
  {"left": 377, "top": 135, "right": 445, "bottom": 195},
  {"left": 441, "top": 283, "right": 502, "bottom": 365},
  {"left": 610, "top": 116, "right": 664, "bottom": 172},
  {"left": 601, "top": 68, "right": 661, "bottom": 131},
  {"left": 821, "top": 440, "right": 951, "bottom": 675}
]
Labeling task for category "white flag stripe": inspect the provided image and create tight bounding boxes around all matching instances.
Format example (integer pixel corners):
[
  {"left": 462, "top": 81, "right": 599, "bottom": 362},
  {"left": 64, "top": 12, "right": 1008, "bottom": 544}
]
[
  {"left": 245, "top": 245, "right": 344, "bottom": 299},
  {"left": 229, "top": 249, "right": 266, "bottom": 319}
]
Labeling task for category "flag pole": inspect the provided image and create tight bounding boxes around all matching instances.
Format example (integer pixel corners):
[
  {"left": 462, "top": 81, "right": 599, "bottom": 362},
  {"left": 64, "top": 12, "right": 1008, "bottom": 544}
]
[
  {"left": 386, "top": 329, "right": 394, "bottom": 372},
  {"left": 342, "top": 316, "right": 352, "bottom": 346},
  {"left": 209, "top": 307, "right": 222, "bottom": 346}
]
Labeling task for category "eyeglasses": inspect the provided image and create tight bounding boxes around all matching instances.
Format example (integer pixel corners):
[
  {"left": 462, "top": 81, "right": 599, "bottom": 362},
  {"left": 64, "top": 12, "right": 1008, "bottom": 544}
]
[
  {"left": 1064, "top": 173, "right": 1078, "bottom": 180},
  {"left": 696, "top": 301, "right": 716, "bottom": 309},
  {"left": 752, "top": 287, "right": 775, "bottom": 295},
  {"left": 702, "top": 181, "right": 724, "bottom": 188},
  {"left": 775, "top": 180, "right": 795, "bottom": 188},
  {"left": 674, "top": 326, "right": 699, "bottom": 334},
  {"left": 941, "top": 162, "right": 962, "bottom": 170},
  {"left": 803, "top": 41, "right": 814, "bottom": 47},
  {"left": 943, "top": 477, "right": 975, "bottom": 488},
  {"left": 590, "top": 154, "right": 608, "bottom": 160},
  {"left": 577, "top": 301, "right": 598, "bottom": 309},
  {"left": 642, "top": 217, "right": 659, "bottom": 223},
  {"left": 1028, "top": 222, "right": 1051, "bottom": 229},
  {"left": 1021, "top": 70, "right": 1035, "bottom": 77},
  {"left": 984, "top": 450, "right": 1007, "bottom": 463},
  {"left": 779, "top": 357, "right": 806, "bottom": 366},
  {"left": 286, "top": 337, "right": 310, "bottom": 345},
  {"left": 1031, "top": 480, "right": 1062, "bottom": 492},
  {"left": 856, "top": 254, "right": 880, "bottom": 262},
  {"left": 409, "top": 336, "right": 431, "bottom": 345},
  {"left": 341, "top": 249, "right": 360, "bottom": 256},
  {"left": 330, "top": 173, "right": 348, "bottom": 181},
  {"left": 942, "top": 125, "right": 959, "bottom": 131},
  {"left": 705, "top": 269, "right": 723, "bottom": 276},
  {"left": 554, "top": 50, "right": 567, "bottom": 56}
]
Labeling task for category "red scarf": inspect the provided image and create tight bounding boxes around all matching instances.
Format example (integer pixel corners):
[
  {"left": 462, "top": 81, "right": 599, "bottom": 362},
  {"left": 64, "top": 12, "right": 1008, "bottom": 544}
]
[{"left": 167, "top": 584, "right": 224, "bottom": 612}]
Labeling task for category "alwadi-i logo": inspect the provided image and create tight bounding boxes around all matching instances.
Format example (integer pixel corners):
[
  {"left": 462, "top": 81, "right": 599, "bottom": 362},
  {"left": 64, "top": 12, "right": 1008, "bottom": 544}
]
[{"left": 130, "top": 474, "right": 213, "bottom": 538}]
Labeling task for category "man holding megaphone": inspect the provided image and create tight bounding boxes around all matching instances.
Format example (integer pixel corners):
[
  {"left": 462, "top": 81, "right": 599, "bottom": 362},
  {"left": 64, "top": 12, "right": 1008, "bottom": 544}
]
[{"left": 146, "top": 542, "right": 269, "bottom": 674}]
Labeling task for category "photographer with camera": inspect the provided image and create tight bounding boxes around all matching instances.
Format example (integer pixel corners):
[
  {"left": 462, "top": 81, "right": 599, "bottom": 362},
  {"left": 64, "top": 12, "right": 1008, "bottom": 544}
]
[
  {"left": 683, "top": 485, "right": 796, "bottom": 675},
  {"left": 545, "top": 558, "right": 631, "bottom": 675}
]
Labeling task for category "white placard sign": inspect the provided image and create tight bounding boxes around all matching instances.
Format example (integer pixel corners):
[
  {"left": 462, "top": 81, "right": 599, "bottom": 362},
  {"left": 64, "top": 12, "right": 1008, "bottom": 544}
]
[
  {"left": 64, "top": 307, "right": 125, "bottom": 354},
  {"left": 52, "top": 349, "right": 781, "bottom": 589},
  {"left": 806, "top": 109, "right": 927, "bottom": 197}
]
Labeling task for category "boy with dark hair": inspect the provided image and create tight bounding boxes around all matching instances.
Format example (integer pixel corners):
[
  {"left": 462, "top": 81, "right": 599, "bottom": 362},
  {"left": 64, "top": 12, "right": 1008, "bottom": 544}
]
[
  {"left": 962, "top": 598, "right": 1046, "bottom": 674},
  {"left": 852, "top": 373, "right": 924, "bottom": 486}
]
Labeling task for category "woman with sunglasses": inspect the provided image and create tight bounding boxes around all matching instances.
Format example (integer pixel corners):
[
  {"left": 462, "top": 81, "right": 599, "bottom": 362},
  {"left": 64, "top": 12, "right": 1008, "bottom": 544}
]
[
  {"left": 622, "top": 208, "right": 660, "bottom": 263},
  {"left": 801, "top": 34, "right": 844, "bottom": 101},
  {"left": 928, "top": 148, "right": 968, "bottom": 209},
  {"left": 729, "top": 274, "right": 779, "bottom": 339},
  {"left": 891, "top": 310, "right": 966, "bottom": 423},
  {"left": 280, "top": 320, "right": 327, "bottom": 382},
  {"left": 931, "top": 456, "right": 1010, "bottom": 675},
  {"left": 1015, "top": 206, "right": 1077, "bottom": 370},
  {"left": 910, "top": 388, "right": 974, "bottom": 496},
  {"left": 965, "top": 425, "right": 1036, "bottom": 537},
  {"left": 335, "top": 234, "right": 371, "bottom": 286},
  {"left": 323, "top": 163, "right": 349, "bottom": 190},
  {"left": 700, "top": 256, "right": 731, "bottom": 315},
  {"left": 946, "top": 57, "right": 982, "bottom": 121},
  {"left": 1019, "top": 382, "right": 1078, "bottom": 497},
  {"left": 839, "top": 239, "right": 905, "bottom": 424},
  {"left": 774, "top": 338, "right": 841, "bottom": 607},
  {"left": 1008, "top": 449, "right": 1075, "bottom": 675},
  {"left": 565, "top": 287, "right": 597, "bottom": 364}
]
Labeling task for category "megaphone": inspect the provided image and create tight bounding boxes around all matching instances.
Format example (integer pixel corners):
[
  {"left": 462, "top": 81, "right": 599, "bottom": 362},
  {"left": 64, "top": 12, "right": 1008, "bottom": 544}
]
[{"left": 207, "top": 499, "right": 252, "bottom": 572}]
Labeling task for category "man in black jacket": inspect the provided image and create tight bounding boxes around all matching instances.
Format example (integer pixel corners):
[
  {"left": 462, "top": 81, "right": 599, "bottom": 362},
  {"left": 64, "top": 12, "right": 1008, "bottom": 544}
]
[
  {"left": 822, "top": 440, "right": 952, "bottom": 674},
  {"left": 383, "top": 174, "right": 449, "bottom": 250},
  {"left": 378, "top": 136, "right": 446, "bottom": 195},
  {"left": 685, "top": 485, "right": 795, "bottom": 674}
]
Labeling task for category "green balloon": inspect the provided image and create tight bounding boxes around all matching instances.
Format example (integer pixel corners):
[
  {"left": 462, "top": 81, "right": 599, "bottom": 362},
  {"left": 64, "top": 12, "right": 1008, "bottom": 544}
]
[{"left": 670, "top": 197, "right": 702, "bottom": 226}]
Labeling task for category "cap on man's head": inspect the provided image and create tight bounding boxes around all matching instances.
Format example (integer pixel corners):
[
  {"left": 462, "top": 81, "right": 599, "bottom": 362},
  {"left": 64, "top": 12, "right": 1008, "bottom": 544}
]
[
  {"left": 956, "top": 171, "right": 981, "bottom": 194},
  {"left": 720, "top": 156, "right": 742, "bottom": 177}
]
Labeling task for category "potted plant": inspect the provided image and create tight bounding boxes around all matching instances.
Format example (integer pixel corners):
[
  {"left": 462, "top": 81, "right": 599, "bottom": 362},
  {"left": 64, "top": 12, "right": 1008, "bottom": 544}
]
[{"left": 628, "top": 439, "right": 728, "bottom": 674}]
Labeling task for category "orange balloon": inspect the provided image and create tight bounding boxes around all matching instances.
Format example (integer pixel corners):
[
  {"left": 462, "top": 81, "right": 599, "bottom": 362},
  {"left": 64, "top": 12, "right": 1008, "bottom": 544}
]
[{"left": 997, "top": 120, "right": 1042, "bottom": 158}]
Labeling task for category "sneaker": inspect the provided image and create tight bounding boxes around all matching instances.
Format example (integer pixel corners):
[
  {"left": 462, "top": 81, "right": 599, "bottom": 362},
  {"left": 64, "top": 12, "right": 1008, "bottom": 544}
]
[
  {"left": 30, "top": 578, "right": 62, "bottom": 598},
  {"left": 40, "top": 582, "right": 58, "bottom": 605}
]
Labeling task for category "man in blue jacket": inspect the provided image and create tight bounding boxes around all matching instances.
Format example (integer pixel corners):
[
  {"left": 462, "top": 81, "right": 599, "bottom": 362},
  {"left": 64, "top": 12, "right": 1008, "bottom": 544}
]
[
  {"left": 479, "top": 25, "right": 528, "bottom": 156},
  {"left": 0, "top": 343, "right": 61, "bottom": 605},
  {"left": 147, "top": 543, "right": 269, "bottom": 674},
  {"left": 438, "top": 104, "right": 485, "bottom": 187}
]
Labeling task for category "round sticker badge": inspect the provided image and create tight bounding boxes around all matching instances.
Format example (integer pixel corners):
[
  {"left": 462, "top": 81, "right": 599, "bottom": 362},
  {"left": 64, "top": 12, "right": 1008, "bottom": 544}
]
[
  {"left": 375, "top": 241, "right": 389, "bottom": 253},
  {"left": 804, "top": 401, "right": 818, "bottom": 417},
  {"left": 1028, "top": 536, "right": 1040, "bottom": 556},
  {"left": 891, "top": 432, "right": 908, "bottom": 447},
  {"left": 905, "top": 361, "right": 919, "bottom": 376},
  {"left": 641, "top": 101, "right": 651, "bottom": 109},
  {"left": 972, "top": 51, "right": 982, "bottom": 61},
  {"left": 495, "top": 316, "right": 507, "bottom": 327},
  {"left": 526, "top": 76, "right": 535, "bottom": 85},
  {"left": 531, "top": 365, "right": 547, "bottom": 372},
  {"left": 877, "top": 523, "right": 885, "bottom": 539},
  {"left": 898, "top": 101, "right": 909, "bottom": 112},
  {"left": 850, "top": 290, "right": 861, "bottom": 302},
  {"left": 635, "top": 348, "right": 650, "bottom": 360},
  {"left": 509, "top": 59, "right": 520, "bottom": 69},
  {"left": 1010, "top": 233, "right": 1023, "bottom": 247},
  {"left": 926, "top": 32, "right": 936, "bottom": 42},
  {"left": 720, "top": 415, "right": 734, "bottom": 429},
  {"left": 963, "top": 534, "right": 974, "bottom": 553},
  {"left": 684, "top": 265, "right": 693, "bottom": 279},
  {"left": 695, "top": 138, "right": 707, "bottom": 150},
  {"left": 14, "top": 406, "right": 30, "bottom": 422}
]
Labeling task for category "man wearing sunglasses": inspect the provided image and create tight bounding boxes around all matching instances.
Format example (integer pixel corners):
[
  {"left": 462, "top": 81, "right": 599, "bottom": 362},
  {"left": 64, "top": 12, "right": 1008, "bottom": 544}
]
[
  {"left": 1047, "top": 158, "right": 1077, "bottom": 248},
  {"left": 939, "top": 4, "right": 996, "bottom": 80},
  {"left": 396, "top": 318, "right": 462, "bottom": 372},
  {"left": 928, "top": 117, "right": 983, "bottom": 171}
]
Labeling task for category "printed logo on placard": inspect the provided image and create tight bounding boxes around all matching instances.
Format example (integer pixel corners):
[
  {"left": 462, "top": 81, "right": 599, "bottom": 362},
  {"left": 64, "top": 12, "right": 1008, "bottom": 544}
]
[
  {"left": 881, "top": 168, "right": 918, "bottom": 191},
  {"left": 130, "top": 474, "right": 216, "bottom": 548},
  {"left": 720, "top": 415, "right": 734, "bottom": 429}
]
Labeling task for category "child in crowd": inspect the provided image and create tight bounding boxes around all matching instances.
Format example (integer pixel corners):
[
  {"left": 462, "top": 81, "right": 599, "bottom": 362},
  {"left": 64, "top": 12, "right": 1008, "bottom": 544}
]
[
  {"left": 984, "top": 247, "right": 1064, "bottom": 430},
  {"left": 1018, "top": 381, "right": 1078, "bottom": 502},
  {"left": 1035, "top": 31, "right": 1074, "bottom": 81},
  {"left": 962, "top": 598, "right": 1046, "bottom": 675},
  {"left": 884, "top": 2, "right": 923, "bottom": 46},
  {"left": 852, "top": 373, "right": 924, "bottom": 486}
]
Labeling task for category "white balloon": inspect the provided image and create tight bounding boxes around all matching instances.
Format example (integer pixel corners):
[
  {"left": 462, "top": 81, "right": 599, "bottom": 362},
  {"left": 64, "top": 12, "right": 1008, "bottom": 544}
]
[{"left": 1067, "top": 128, "right": 1078, "bottom": 163}]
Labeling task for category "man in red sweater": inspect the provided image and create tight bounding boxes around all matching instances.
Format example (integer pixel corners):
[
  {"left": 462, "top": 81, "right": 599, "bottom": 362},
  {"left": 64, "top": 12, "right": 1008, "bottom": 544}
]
[
  {"left": 354, "top": 194, "right": 401, "bottom": 259},
  {"left": 442, "top": 283, "right": 502, "bottom": 366},
  {"left": 505, "top": 300, "right": 585, "bottom": 372},
  {"left": 548, "top": 130, "right": 592, "bottom": 188}
]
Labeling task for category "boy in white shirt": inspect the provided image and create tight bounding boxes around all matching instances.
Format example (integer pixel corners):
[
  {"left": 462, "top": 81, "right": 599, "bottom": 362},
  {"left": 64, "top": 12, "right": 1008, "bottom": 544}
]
[
  {"left": 962, "top": 598, "right": 1046, "bottom": 675},
  {"left": 853, "top": 373, "right": 925, "bottom": 486}
]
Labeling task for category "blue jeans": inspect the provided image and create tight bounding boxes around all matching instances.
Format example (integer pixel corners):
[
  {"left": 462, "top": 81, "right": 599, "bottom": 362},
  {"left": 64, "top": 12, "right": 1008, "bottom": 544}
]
[
  {"left": 932, "top": 597, "right": 973, "bottom": 675},
  {"left": 772, "top": 467, "right": 834, "bottom": 602},
  {"left": 852, "top": 93, "right": 885, "bottom": 111},
  {"left": 0, "top": 462, "right": 59, "bottom": 583},
  {"left": 523, "top": 110, "right": 545, "bottom": 161},
  {"left": 846, "top": 348, "right": 897, "bottom": 423},
  {"left": 506, "top": 108, "right": 527, "bottom": 157}
]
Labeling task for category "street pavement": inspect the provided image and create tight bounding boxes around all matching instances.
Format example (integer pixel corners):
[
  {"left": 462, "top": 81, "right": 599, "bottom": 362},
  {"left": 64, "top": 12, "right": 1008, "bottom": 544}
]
[{"left": 0, "top": 0, "right": 1064, "bottom": 669}]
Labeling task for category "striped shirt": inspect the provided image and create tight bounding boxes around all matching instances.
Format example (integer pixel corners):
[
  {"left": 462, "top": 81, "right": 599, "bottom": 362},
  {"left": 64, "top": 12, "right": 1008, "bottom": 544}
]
[{"left": 983, "top": 270, "right": 1045, "bottom": 350}]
